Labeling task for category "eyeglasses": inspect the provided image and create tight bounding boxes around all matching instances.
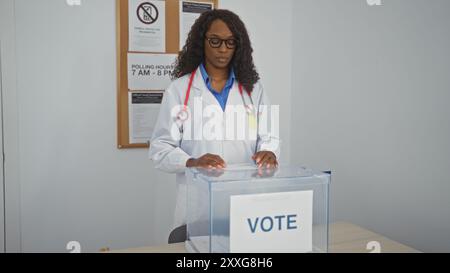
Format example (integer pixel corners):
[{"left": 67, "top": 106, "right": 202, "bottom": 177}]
[{"left": 205, "top": 37, "right": 238, "bottom": 49}]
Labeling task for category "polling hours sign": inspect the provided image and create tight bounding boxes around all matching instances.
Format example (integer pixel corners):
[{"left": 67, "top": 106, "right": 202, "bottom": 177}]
[{"left": 127, "top": 53, "right": 177, "bottom": 91}]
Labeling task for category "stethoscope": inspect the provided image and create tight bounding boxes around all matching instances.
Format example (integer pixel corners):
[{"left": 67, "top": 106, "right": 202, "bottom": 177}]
[{"left": 176, "top": 68, "right": 256, "bottom": 123}]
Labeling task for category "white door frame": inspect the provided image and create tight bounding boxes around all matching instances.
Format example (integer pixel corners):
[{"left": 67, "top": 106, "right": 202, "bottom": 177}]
[{"left": 0, "top": 0, "right": 22, "bottom": 252}]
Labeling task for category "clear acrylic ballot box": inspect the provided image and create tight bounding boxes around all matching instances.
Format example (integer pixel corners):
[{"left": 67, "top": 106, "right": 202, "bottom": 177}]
[{"left": 185, "top": 164, "right": 330, "bottom": 253}]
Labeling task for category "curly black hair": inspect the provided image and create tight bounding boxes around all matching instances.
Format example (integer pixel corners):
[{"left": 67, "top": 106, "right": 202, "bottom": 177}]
[{"left": 173, "top": 9, "right": 259, "bottom": 93}]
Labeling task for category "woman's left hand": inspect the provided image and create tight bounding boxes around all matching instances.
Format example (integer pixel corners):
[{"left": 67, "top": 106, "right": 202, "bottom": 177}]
[{"left": 252, "top": 151, "right": 278, "bottom": 169}]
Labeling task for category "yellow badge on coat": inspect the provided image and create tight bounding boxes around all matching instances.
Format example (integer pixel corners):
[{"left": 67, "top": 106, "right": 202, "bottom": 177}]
[{"left": 248, "top": 113, "right": 257, "bottom": 131}]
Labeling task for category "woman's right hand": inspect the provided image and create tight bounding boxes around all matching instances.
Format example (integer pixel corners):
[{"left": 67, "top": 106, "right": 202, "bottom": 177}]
[{"left": 186, "top": 153, "right": 227, "bottom": 169}]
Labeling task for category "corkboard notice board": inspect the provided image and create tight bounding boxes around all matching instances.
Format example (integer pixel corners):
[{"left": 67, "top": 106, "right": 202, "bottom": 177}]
[{"left": 116, "top": 0, "right": 218, "bottom": 149}]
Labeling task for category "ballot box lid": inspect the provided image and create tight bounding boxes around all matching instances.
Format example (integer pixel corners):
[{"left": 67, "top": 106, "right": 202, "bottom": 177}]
[{"left": 186, "top": 164, "right": 330, "bottom": 185}]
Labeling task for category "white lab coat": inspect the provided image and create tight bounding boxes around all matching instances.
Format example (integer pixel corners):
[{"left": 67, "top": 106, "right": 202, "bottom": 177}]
[{"left": 149, "top": 67, "right": 281, "bottom": 228}]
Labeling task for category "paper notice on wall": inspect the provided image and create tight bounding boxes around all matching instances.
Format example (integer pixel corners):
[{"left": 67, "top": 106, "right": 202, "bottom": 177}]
[
  {"left": 129, "top": 0, "right": 166, "bottom": 52},
  {"left": 179, "top": 1, "right": 214, "bottom": 50},
  {"left": 128, "top": 53, "right": 177, "bottom": 91},
  {"left": 128, "top": 92, "right": 163, "bottom": 144}
]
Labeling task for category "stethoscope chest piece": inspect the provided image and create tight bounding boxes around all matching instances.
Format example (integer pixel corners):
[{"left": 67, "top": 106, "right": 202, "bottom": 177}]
[{"left": 177, "top": 108, "right": 189, "bottom": 122}]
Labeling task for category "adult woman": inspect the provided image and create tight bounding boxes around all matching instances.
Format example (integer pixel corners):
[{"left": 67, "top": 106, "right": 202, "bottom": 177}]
[{"left": 149, "top": 9, "right": 280, "bottom": 234}]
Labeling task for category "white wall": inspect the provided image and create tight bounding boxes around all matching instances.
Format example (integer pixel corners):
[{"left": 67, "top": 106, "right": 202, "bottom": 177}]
[
  {"left": 291, "top": 0, "right": 450, "bottom": 252},
  {"left": 13, "top": 0, "right": 175, "bottom": 252},
  {"left": 0, "top": 41, "right": 4, "bottom": 253},
  {"left": 4, "top": 0, "right": 292, "bottom": 252}
]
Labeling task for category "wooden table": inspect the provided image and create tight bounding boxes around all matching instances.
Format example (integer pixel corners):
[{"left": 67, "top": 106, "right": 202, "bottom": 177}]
[{"left": 110, "top": 222, "right": 420, "bottom": 253}]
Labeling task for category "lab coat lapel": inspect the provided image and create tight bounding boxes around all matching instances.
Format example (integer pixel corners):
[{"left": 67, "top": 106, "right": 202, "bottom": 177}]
[
  {"left": 226, "top": 82, "right": 242, "bottom": 109},
  {"left": 192, "top": 67, "right": 219, "bottom": 107}
]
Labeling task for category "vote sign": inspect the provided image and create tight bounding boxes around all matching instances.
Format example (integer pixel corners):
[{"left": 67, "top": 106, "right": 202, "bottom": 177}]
[{"left": 230, "top": 190, "right": 313, "bottom": 253}]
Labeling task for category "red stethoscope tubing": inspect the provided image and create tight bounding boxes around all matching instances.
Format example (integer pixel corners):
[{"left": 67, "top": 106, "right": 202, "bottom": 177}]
[{"left": 183, "top": 68, "right": 197, "bottom": 110}]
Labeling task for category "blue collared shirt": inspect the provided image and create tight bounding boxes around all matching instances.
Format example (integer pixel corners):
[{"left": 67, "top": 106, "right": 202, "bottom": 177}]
[{"left": 199, "top": 63, "right": 235, "bottom": 112}]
